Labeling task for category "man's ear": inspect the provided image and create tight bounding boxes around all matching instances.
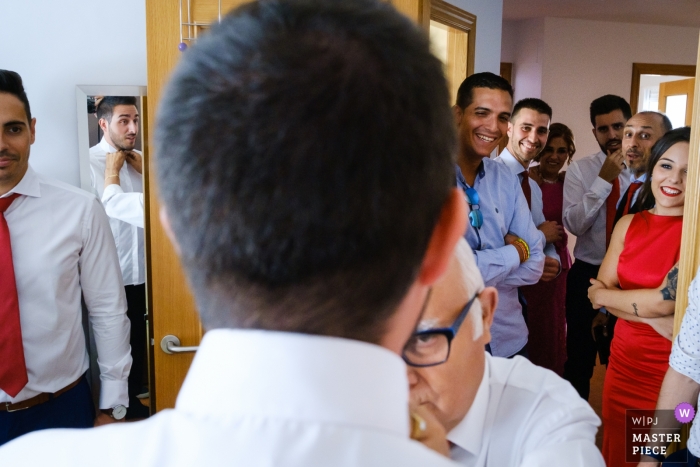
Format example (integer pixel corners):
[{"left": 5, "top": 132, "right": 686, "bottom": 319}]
[
  {"left": 453, "top": 105, "right": 464, "bottom": 126},
  {"left": 29, "top": 118, "right": 36, "bottom": 145},
  {"left": 98, "top": 118, "right": 109, "bottom": 133},
  {"left": 159, "top": 206, "right": 181, "bottom": 256},
  {"left": 418, "top": 187, "right": 467, "bottom": 286},
  {"left": 507, "top": 121, "right": 514, "bottom": 140},
  {"left": 591, "top": 127, "right": 597, "bottom": 141},
  {"left": 477, "top": 286, "right": 498, "bottom": 344}
]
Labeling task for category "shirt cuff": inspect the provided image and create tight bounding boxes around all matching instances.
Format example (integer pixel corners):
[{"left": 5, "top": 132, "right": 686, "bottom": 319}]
[
  {"left": 503, "top": 244, "right": 522, "bottom": 270},
  {"left": 99, "top": 379, "right": 129, "bottom": 409},
  {"left": 590, "top": 177, "right": 613, "bottom": 200},
  {"left": 102, "top": 183, "right": 125, "bottom": 202}
]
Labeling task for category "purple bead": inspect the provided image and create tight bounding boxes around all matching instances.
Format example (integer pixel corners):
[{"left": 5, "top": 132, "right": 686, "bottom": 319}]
[{"left": 178, "top": 42, "right": 188, "bottom": 52}]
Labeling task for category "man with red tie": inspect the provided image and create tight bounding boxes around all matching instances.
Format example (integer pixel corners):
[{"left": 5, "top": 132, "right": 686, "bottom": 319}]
[
  {"left": 0, "top": 70, "right": 131, "bottom": 445},
  {"left": 562, "top": 95, "right": 631, "bottom": 400},
  {"left": 613, "top": 111, "right": 672, "bottom": 224}
]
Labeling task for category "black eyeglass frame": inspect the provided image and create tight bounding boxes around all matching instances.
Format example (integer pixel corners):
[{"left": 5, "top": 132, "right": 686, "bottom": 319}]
[{"left": 402, "top": 291, "right": 481, "bottom": 368}]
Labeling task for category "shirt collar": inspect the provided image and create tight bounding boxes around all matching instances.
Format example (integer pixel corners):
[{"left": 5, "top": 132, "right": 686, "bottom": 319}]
[
  {"left": 498, "top": 148, "right": 526, "bottom": 176},
  {"left": 1, "top": 165, "right": 41, "bottom": 199},
  {"left": 447, "top": 353, "right": 490, "bottom": 456},
  {"left": 97, "top": 137, "right": 117, "bottom": 155},
  {"left": 176, "top": 329, "right": 411, "bottom": 437},
  {"left": 630, "top": 173, "right": 647, "bottom": 184},
  {"left": 455, "top": 161, "right": 486, "bottom": 189}
]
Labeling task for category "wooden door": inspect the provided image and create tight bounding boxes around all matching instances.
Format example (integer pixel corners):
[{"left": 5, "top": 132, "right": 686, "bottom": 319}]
[
  {"left": 144, "top": 0, "right": 430, "bottom": 412},
  {"left": 659, "top": 78, "right": 695, "bottom": 127}
]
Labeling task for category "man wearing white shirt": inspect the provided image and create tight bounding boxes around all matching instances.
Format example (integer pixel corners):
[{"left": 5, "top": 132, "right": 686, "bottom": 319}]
[
  {"left": 562, "top": 94, "right": 631, "bottom": 399},
  {"left": 407, "top": 238, "right": 604, "bottom": 467},
  {"left": 495, "top": 98, "right": 563, "bottom": 281},
  {"left": 0, "top": 1, "right": 467, "bottom": 465},
  {"left": 0, "top": 70, "right": 131, "bottom": 445},
  {"left": 89, "top": 96, "right": 147, "bottom": 418}
]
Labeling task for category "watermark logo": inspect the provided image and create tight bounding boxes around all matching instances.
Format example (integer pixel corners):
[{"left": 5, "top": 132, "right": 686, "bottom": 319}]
[{"left": 675, "top": 402, "right": 695, "bottom": 424}]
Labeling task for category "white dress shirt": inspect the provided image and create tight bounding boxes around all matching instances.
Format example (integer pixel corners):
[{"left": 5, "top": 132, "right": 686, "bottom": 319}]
[
  {"left": 89, "top": 138, "right": 145, "bottom": 285},
  {"left": 449, "top": 353, "right": 604, "bottom": 467},
  {"left": 496, "top": 149, "right": 561, "bottom": 265},
  {"left": 670, "top": 265, "right": 700, "bottom": 456},
  {"left": 562, "top": 151, "right": 630, "bottom": 264},
  {"left": 0, "top": 166, "right": 130, "bottom": 409},
  {"left": 0, "top": 329, "right": 459, "bottom": 467}
]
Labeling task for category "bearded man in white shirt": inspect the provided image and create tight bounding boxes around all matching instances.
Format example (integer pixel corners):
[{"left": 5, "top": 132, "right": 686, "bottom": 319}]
[
  {"left": 89, "top": 96, "right": 148, "bottom": 419},
  {"left": 407, "top": 238, "right": 604, "bottom": 467},
  {"left": 0, "top": 69, "right": 131, "bottom": 445},
  {"left": 0, "top": 1, "right": 470, "bottom": 465}
]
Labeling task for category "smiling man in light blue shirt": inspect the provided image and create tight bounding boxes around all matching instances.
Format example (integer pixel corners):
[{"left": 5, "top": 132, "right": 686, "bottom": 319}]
[{"left": 453, "top": 73, "right": 544, "bottom": 358}]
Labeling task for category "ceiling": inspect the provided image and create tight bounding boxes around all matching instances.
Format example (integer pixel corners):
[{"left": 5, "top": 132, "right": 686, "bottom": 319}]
[{"left": 503, "top": 0, "right": 700, "bottom": 28}]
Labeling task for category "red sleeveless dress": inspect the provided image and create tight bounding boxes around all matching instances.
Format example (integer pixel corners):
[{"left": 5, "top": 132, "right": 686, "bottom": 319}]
[{"left": 602, "top": 211, "right": 683, "bottom": 466}]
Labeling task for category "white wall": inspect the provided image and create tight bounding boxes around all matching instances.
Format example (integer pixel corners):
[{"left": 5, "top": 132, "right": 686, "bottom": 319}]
[
  {"left": 542, "top": 18, "right": 698, "bottom": 160},
  {"left": 0, "top": 0, "right": 147, "bottom": 187},
  {"left": 447, "top": 0, "right": 503, "bottom": 74},
  {"left": 501, "top": 18, "right": 545, "bottom": 102}
]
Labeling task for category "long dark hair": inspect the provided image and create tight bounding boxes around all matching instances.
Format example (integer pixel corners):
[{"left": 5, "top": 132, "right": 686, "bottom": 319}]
[{"left": 635, "top": 126, "right": 691, "bottom": 212}]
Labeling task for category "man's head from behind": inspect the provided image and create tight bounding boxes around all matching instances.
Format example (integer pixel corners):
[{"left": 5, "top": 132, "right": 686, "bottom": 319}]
[
  {"left": 155, "top": 0, "right": 465, "bottom": 349},
  {"left": 96, "top": 96, "right": 139, "bottom": 151},
  {"left": 589, "top": 94, "right": 631, "bottom": 154},
  {"left": 0, "top": 70, "right": 35, "bottom": 194},
  {"left": 406, "top": 238, "right": 497, "bottom": 432},
  {"left": 507, "top": 98, "right": 552, "bottom": 166},
  {"left": 454, "top": 72, "right": 513, "bottom": 160},
  {"left": 622, "top": 111, "right": 672, "bottom": 177}
]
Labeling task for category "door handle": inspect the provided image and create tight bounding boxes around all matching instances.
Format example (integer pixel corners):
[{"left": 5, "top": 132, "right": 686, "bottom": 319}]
[{"left": 160, "top": 335, "right": 199, "bottom": 354}]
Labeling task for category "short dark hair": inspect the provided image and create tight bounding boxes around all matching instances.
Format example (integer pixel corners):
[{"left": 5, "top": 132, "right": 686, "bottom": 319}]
[
  {"left": 0, "top": 69, "right": 32, "bottom": 121},
  {"left": 155, "top": 0, "right": 455, "bottom": 343},
  {"left": 589, "top": 94, "right": 631, "bottom": 127},
  {"left": 535, "top": 122, "right": 575, "bottom": 164},
  {"left": 512, "top": 98, "right": 552, "bottom": 121},
  {"left": 635, "top": 126, "right": 691, "bottom": 212},
  {"left": 455, "top": 72, "right": 513, "bottom": 109},
  {"left": 636, "top": 111, "right": 673, "bottom": 134},
  {"left": 96, "top": 96, "right": 137, "bottom": 123}
]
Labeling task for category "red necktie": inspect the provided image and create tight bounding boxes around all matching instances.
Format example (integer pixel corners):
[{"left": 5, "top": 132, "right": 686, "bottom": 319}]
[
  {"left": 0, "top": 193, "right": 28, "bottom": 398},
  {"left": 623, "top": 181, "right": 643, "bottom": 215},
  {"left": 605, "top": 178, "right": 620, "bottom": 248},
  {"left": 520, "top": 171, "right": 532, "bottom": 210}
]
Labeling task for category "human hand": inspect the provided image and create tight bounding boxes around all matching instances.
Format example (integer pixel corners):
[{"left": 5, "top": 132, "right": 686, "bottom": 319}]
[
  {"left": 644, "top": 315, "right": 674, "bottom": 341},
  {"left": 504, "top": 233, "right": 519, "bottom": 245},
  {"left": 538, "top": 220, "right": 564, "bottom": 243},
  {"left": 409, "top": 403, "right": 450, "bottom": 457},
  {"left": 588, "top": 278, "right": 607, "bottom": 309},
  {"left": 591, "top": 311, "right": 609, "bottom": 339},
  {"left": 105, "top": 151, "right": 127, "bottom": 183},
  {"left": 94, "top": 412, "right": 125, "bottom": 427},
  {"left": 598, "top": 149, "right": 625, "bottom": 183},
  {"left": 125, "top": 151, "right": 143, "bottom": 174},
  {"left": 540, "top": 257, "right": 560, "bottom": 282}
]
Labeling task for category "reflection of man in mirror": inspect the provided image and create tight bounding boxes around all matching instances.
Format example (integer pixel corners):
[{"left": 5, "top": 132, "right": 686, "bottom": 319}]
[
  {"left": 89, "top": 96, "right": 147, "bottom": 419},
  {"left": 0, "top": 69, "right": 131, "bottom": 444}
]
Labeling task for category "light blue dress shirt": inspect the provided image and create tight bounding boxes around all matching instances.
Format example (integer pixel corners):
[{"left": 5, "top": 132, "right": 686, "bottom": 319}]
[{"left": 456, "top": 160, "right": 545, "bottom": 357}]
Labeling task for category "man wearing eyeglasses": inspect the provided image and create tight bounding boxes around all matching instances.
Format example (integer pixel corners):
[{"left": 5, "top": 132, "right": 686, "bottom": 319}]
[
  {"left": 453, "top": 73, "right": 545, "bottom": 359},
  {"left": 407, "top": 238, "right": 603, "bottom": 466}
]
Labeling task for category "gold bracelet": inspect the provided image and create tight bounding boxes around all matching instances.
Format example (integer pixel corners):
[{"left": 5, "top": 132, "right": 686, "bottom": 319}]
[
  {"left": 513, "top": 238, "right": 530, "bottom": 262},
  {"left": 105, "top": 175, "right": 120, "bottom": 180},
  {"left": 512, "top": 240, "right": 526, "bottom": 263}
]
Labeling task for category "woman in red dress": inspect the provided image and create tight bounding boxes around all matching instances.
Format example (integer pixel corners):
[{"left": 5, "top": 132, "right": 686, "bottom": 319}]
[
  {"left": 588, "top": 127, "right": 690, "bottom": 466},
  {"left": 524, "top": 123, "right": 575, "bottom": 375}
]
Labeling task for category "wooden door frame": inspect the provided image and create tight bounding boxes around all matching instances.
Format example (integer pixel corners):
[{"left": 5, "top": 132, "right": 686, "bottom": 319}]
[{"left": 629, "top": 63, "right": 696, "bottom": 114}]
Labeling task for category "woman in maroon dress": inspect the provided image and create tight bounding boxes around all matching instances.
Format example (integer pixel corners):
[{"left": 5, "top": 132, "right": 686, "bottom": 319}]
[
  {"left": 523, "top": 123, "right": 575, "bottom": 375},
  {"left": 588, "top": 127, "right": 690, "bottom": 466}
]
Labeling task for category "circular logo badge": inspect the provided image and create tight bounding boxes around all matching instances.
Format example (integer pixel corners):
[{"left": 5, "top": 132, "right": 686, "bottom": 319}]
[{"left": 675, "top": 402, "right": 696, "bottom": 423}]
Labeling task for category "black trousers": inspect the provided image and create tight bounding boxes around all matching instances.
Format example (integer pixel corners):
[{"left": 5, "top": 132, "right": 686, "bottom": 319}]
[
  {"left": 125, "top": 284, "right": 149, "bottom": 419},
  {"left": 563, "top": 260, "right": 600, "bottom": 400}
]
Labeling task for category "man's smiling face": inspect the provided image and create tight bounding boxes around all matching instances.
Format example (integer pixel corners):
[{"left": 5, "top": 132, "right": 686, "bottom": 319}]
[{"left": 455, "top": 87, "right": 512, "bottom": 160}]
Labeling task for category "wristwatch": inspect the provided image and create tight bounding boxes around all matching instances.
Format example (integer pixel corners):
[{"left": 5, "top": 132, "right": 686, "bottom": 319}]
[{"left": 101, "top": 405, "right": 127, "bottom": 420}]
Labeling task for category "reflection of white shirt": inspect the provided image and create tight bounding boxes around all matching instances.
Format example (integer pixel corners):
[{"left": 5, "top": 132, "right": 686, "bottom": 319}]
[
  {"left": 0, "top": 166, "right": 130, "bottom": 409},
  {"left": 670, "top": 265, "right": 700, "bottom": 456},
  {"left": 0, "top": 330, "right": 459, "bottom": 466},
  {"left": 449, "top": 353, "right": 604, "bottom": 467},
  {"left": 89, "top": 138, "right": 144, "bottom": 285}
]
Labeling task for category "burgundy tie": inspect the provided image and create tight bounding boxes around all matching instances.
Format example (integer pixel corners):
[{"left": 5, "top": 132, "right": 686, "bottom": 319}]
[
  {"left": 623, "top": 181, "right": 644, "bottom": 215},
  {"left": 520, "top": 171, "right": 532, "bottom": 210},
  {"left": 0, "top": 193, "right": 28, "bottom": 398}
]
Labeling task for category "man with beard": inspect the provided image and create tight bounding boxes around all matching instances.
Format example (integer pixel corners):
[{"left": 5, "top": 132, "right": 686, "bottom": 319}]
[
  {"left": 562, "top": 94, "right": 631, "bottom": 399},
  {"left": 453, "top": 73, "right": 544, "bottom": 359},
  {"left": 89, "top": 96, "right": 148, "bottom": 419},
  {"left": 496, "top": 98, "right": 562, "bottom": 282},
  {"left": 0, "top": 70, "right": 130, "bottom": 443}
]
